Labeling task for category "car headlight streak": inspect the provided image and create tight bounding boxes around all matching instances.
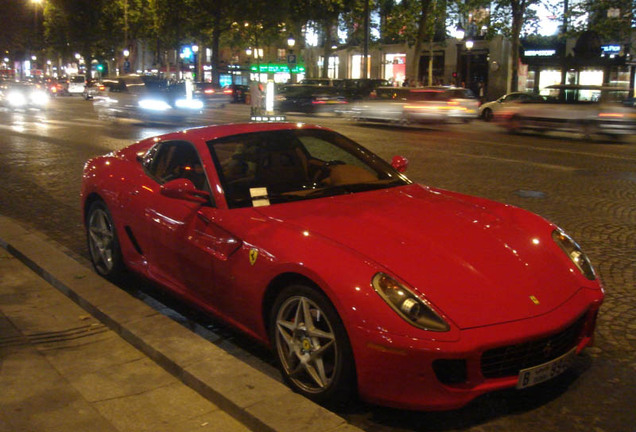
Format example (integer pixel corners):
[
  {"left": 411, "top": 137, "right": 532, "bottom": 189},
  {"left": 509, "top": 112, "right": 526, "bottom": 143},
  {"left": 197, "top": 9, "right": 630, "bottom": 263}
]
[
  {"left": 175, "top": 98, "right": 204, "bottom": 110},
  {"left": 138, "top": 99, "right": 171, "bottom": 111},
  {"left": 552, "top": 229, "right": 596, "bottom": 280},
  {"left": 372, "top": 273, "right": 450, "bottom": 332}
]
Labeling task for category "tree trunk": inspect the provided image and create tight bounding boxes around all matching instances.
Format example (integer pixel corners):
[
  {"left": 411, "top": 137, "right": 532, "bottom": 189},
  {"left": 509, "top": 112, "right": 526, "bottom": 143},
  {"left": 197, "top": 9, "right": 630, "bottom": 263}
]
[
  {"left": 321, "top": 18, "right": 335, "bottom": 79},
  {"left": 212, "top": 25, "right": 221, "bottom": 86},
  {"left": 407, "top": 0, "right": 433, "bottom": 85},
  {"left": 510, "top": 1, "right": 525, "bottom": 92}
]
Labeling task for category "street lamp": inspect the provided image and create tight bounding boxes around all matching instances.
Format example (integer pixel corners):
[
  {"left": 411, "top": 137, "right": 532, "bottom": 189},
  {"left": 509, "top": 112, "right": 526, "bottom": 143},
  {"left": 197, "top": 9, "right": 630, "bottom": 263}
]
[
  {"left": 192, "top": 45, "right": 199, "bottom": 81},
  {"left": 123, "top": 49, "right": 130, "bottom": 74},
  {"left": 30, "top": 0, "right": 43, "bottom": 77},
  {"left": 287, "top": 33, "right": 296, "bottom": 83},
  {"left": 465, "top": 40, "right": 473, "bottom": 91},
  {"left": 454, "top": 23, "right": 465, "bottom": 86}
]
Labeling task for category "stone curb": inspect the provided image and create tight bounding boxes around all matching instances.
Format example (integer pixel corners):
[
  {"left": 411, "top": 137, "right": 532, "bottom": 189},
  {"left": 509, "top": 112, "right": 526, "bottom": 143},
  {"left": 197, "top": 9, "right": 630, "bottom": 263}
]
[{"left": 0, "top": 215, "right": 364, "bottom": 432}]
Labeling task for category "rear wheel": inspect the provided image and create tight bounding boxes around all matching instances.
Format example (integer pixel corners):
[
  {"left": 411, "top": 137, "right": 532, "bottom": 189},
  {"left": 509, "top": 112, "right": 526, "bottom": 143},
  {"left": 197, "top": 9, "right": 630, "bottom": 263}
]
[
  {"left": 270, "top": 284, "right": 356, "bottom": 406},
  {"left": 507, "top": 114, "right": 522, "bottom": 134},
  {"left": 86, "top": 200, "right": 124, "bottom": 280}
]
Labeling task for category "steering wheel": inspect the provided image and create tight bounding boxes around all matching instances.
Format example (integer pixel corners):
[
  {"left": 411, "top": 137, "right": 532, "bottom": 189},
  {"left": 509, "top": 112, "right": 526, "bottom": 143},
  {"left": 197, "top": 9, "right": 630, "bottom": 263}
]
[{"left": 313, "top": 160, "right": 345, "bottom": 183}]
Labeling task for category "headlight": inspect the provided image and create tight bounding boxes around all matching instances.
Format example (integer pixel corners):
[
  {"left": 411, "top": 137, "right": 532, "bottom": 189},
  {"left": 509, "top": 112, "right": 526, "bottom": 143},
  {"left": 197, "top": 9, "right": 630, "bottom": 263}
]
[
  {"left": 175, "top": 98, "right": 204, "bottom": 109},
  {"left": 552, "top": 229, "right": 596, "bottom": 280},
  {"left": 30, "top": 90, "right": 49, "bottom": 106},
  {"left": 7, "top": 91, "right": 27, "bottom": 107},
  {"left": 372, "top": 273, "right": 450, "bottom": 332},
  {"left": 138, "top": 99, "right": 171, "bottom": 111}
]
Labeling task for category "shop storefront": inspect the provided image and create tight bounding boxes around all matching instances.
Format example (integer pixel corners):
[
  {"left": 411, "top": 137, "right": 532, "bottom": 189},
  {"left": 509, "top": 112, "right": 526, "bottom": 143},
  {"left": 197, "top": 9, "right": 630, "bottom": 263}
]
[
  {"left": 382, "top": 53, "right": 406, "bottom": 86},
  {"left": 520, "top": 34, "right": 632, "bottom": 93}
]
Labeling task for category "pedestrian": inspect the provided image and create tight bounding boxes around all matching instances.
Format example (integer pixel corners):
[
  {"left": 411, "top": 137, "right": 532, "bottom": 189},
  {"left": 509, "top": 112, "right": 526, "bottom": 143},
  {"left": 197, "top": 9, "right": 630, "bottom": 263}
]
[
  {"left": 478, "top": 81, "right": 485, "bottom": 103},
  {"left": 403, "top": 77, "right": 410, "bottom": 87},
  {"left": 250, "top": 81, "right": 263, "bottom": 115}
]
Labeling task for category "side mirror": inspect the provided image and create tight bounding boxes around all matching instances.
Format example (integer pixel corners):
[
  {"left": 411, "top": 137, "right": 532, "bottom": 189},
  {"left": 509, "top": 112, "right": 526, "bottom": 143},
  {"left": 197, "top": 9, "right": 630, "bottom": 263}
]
[
  {"left": 391, "top": 155, "right": 409, "bottom": 173},
  {"left": 161, "top": 178, "right": 209, "bottom": 204}
]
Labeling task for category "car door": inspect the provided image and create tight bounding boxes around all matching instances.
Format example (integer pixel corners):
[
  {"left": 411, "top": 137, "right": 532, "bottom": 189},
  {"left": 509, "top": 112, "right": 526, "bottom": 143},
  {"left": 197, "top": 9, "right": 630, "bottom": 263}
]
[{"left": 129, "top": 140, "right": 217, "bottom": 295}]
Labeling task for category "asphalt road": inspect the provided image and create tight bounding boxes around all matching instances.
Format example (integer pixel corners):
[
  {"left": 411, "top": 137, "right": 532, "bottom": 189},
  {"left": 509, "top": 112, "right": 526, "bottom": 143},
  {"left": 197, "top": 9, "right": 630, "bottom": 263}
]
[{"left": 0, "top": 97, "right": 634, "bottom": 432}]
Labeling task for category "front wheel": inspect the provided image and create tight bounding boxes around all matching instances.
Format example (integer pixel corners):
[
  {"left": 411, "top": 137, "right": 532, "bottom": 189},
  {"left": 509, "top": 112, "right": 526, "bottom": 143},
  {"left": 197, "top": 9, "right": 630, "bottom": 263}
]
[
  {"left": 270, "top": 285, "right": 356, "bottom": 406},
  {"left": 482, "top": 108, "right": 493, "bottom": 122},
  {"left": 86, "top": 200, "right": 124, "bottom": 280}
]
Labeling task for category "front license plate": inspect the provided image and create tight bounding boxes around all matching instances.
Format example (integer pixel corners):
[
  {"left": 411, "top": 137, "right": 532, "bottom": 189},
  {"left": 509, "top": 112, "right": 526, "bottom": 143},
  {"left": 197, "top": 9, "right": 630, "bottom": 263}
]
[{"left": 516, "top": 347, "right": 577, "bottom": 389}]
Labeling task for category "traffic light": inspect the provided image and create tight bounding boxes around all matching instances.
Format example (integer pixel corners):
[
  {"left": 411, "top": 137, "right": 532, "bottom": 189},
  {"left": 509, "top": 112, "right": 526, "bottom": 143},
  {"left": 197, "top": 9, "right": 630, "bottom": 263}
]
[{"left": 96, "top": 64, "right": 103, "bottom": 72}]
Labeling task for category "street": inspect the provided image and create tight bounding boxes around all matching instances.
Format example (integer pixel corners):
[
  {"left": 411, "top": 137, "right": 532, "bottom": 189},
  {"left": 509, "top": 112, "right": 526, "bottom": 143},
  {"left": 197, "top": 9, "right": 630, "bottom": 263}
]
[{"left": 0, "top": 97, "right": 634, "bottom": 432}]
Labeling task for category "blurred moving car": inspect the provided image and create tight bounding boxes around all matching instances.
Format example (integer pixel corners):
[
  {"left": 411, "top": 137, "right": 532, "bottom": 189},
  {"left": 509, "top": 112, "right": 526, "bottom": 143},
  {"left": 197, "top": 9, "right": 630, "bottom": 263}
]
[
  {"left": 67, "top": 75, "right": 87, "bottom": 95},
  {"left": 81, "top": 122, "right": 603, "bottom": 411},
  {"left": 93, "top": 75, "right": 204, "bottom": 122},
  {"left": 224, "top": 84, "right": 249, "bottom": 103},
  {"left": 298, "top": 78, "right": 339, "bottom": 86},
  {"left": 0, "top": 81, "right": 50, "bottom": 110},
  {"left": 497, "top": 84, "right": 636, "bottom": 139},
  {"left": 350, "top": 86, "right": 479, "bottom": 125},
  {"left": 194, "top": 82, "right": 232, "bottom": 107},
  {"left": 336, "top": 78, "right": 391, "bottom": 100},
  {"left": 44, "top": 78, "right": 68, "bottom": 97},
  {"left": 479, "top": 92, "right": 545, "bottom": 121},
  {"left": 275, "top": 84, "right": 348, "bottom": 114},
  {"left": 83, "top": 81, "right": 106, "bottom": 100}
]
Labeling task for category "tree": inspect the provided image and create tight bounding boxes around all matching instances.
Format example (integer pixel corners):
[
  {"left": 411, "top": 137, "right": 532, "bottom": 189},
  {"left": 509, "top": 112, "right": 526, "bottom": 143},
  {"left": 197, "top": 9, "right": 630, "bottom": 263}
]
[
  {"left": 465, "top": 0, "right": 542, "bottom": 92},
  {"left": 377, "top": 0, "right": 446, "bottom": 84},
  {"left": 1, "top": 0, "right": 37, "bottom": 62},
  {"left": 43, "top": 0, "right": 111, "bottom": 75},
  {"left": 291, "top": 0, "right": 360, "bottom": 78}
]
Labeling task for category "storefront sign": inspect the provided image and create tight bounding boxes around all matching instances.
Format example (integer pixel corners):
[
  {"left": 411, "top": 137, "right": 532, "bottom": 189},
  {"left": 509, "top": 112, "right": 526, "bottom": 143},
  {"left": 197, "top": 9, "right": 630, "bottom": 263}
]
[
  {"left": 524, "top": 49, "right": 556, "bottom": 57},
  {"left": 601, "top": 45, "right": 621, "bottom": 54}
]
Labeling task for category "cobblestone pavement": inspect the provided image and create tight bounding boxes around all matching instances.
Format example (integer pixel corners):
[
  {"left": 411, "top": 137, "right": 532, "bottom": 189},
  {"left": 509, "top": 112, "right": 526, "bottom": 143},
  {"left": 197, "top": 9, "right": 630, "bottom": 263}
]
[{"left": 0, "top": 101, "right": 634, "bottom": 431}]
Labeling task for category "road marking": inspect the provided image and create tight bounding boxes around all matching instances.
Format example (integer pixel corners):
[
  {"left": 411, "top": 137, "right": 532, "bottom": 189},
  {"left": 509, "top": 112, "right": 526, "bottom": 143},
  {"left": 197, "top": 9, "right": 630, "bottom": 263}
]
[
  {"left": 450, "top": 151, "right": 577, "bottom": 171},
  {"left": 458, "top": 134, "right": 636, "bottom": 163}
]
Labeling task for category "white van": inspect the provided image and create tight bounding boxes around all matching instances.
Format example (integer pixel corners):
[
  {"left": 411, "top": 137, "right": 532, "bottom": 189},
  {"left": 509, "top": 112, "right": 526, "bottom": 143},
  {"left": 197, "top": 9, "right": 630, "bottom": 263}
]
[{"left": 67, "top": 75, "right": 87, "bottom": 95}]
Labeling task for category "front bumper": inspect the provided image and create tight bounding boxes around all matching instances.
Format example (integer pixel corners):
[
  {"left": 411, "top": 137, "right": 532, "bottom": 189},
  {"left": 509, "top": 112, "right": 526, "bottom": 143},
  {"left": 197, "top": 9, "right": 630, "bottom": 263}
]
[{"left": 350, "top": 287, "right": 603, "bottom": 410}]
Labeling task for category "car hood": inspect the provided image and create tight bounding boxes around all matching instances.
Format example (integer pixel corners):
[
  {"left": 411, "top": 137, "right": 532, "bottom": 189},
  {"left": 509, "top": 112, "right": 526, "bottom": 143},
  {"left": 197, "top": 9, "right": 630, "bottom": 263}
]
[{"left": 254, "top": 184, "right": 581, "bottom": 329}]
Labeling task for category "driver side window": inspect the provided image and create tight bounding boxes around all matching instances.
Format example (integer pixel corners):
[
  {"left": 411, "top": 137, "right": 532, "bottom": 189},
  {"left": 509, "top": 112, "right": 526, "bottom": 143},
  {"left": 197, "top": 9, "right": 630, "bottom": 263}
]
[{"left": 144, "top": 141, "right": 210, "bottom": 193}]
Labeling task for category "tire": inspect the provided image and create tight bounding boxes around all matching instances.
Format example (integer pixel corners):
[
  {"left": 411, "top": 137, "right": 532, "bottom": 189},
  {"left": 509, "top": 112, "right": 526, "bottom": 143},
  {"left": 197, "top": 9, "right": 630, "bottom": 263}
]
[
  {"left": 270, "top": 284, "right": 356, "bottom": 406},
  {"left": 482, "top": 108, "right": 493, "bottom": 122},
  {"left": 507, "top": 114, "right": 522, "bottom": 134},
  {"left": 582, "top": 121, "right": 598, "bottom": 141},
  {"left": 86, "top": 200, "right": 125, "bottom": 280}
]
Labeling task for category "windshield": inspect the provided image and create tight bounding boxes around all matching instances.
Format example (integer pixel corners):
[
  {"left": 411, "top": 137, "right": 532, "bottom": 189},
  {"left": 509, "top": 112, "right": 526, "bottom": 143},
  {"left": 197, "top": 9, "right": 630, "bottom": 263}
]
[{"left": 207, "top": 129, "right": 410, "bottom": 209}]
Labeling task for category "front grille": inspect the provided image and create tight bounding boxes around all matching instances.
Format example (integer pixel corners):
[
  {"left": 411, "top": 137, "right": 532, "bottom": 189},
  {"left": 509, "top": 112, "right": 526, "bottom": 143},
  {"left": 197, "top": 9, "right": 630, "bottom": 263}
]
[{"left": 481, "top": 314, "right": 586, "bottom": 379}]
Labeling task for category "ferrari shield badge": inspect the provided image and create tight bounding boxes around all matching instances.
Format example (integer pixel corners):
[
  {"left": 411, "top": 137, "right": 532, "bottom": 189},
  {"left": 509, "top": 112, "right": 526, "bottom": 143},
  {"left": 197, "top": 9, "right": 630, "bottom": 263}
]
[
  {"left": 249, "top": 248, "right": 259, "bottom": 266},
  {"left": 530, "top": 295, "right": 540, "bottom": 305}
]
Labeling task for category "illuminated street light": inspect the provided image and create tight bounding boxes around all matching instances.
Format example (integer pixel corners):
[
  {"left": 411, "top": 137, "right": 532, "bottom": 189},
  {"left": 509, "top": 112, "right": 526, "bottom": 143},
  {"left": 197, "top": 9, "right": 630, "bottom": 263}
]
[
  {"left": 287, "top": 34, "right": 295, "bottom": 49},
  {"left": 123, "top": 49, "right": 130, "bottom": 58}
]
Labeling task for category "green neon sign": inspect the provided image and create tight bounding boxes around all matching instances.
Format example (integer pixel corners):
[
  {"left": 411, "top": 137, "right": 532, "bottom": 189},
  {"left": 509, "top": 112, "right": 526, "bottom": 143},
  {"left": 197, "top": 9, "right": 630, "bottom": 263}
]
[{"left": 249, "top": 63, "right": 305, "bottom": 73}]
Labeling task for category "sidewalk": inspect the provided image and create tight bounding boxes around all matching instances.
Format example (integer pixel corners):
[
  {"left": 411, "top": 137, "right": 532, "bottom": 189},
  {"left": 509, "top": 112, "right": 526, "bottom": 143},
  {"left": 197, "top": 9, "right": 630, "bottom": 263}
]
[
  {"left": 0, "top": 215, "right": 362, "bottom": 432},
  {"left": 0, "top": 248, "right": 250, "bottom": 432}
]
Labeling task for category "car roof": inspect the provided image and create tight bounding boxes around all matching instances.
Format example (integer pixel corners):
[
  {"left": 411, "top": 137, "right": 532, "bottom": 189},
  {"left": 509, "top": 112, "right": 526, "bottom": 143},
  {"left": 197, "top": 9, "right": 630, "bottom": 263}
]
[{"left": 545, "top": 84, "right": 630, "bottom": 91}]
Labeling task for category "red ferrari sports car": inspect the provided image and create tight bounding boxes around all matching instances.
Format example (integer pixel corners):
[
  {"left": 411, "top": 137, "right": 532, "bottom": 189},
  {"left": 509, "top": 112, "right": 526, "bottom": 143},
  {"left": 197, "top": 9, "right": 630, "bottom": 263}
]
[{"left": 81, "top": 122, "right": 604, "bottom": 410}]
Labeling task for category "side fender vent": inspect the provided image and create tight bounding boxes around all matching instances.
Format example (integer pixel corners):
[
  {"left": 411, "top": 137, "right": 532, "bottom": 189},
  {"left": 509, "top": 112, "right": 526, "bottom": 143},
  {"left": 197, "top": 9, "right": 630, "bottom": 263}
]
[{"left": 125, "top": 226, "right": 143, "bottom": 255}]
